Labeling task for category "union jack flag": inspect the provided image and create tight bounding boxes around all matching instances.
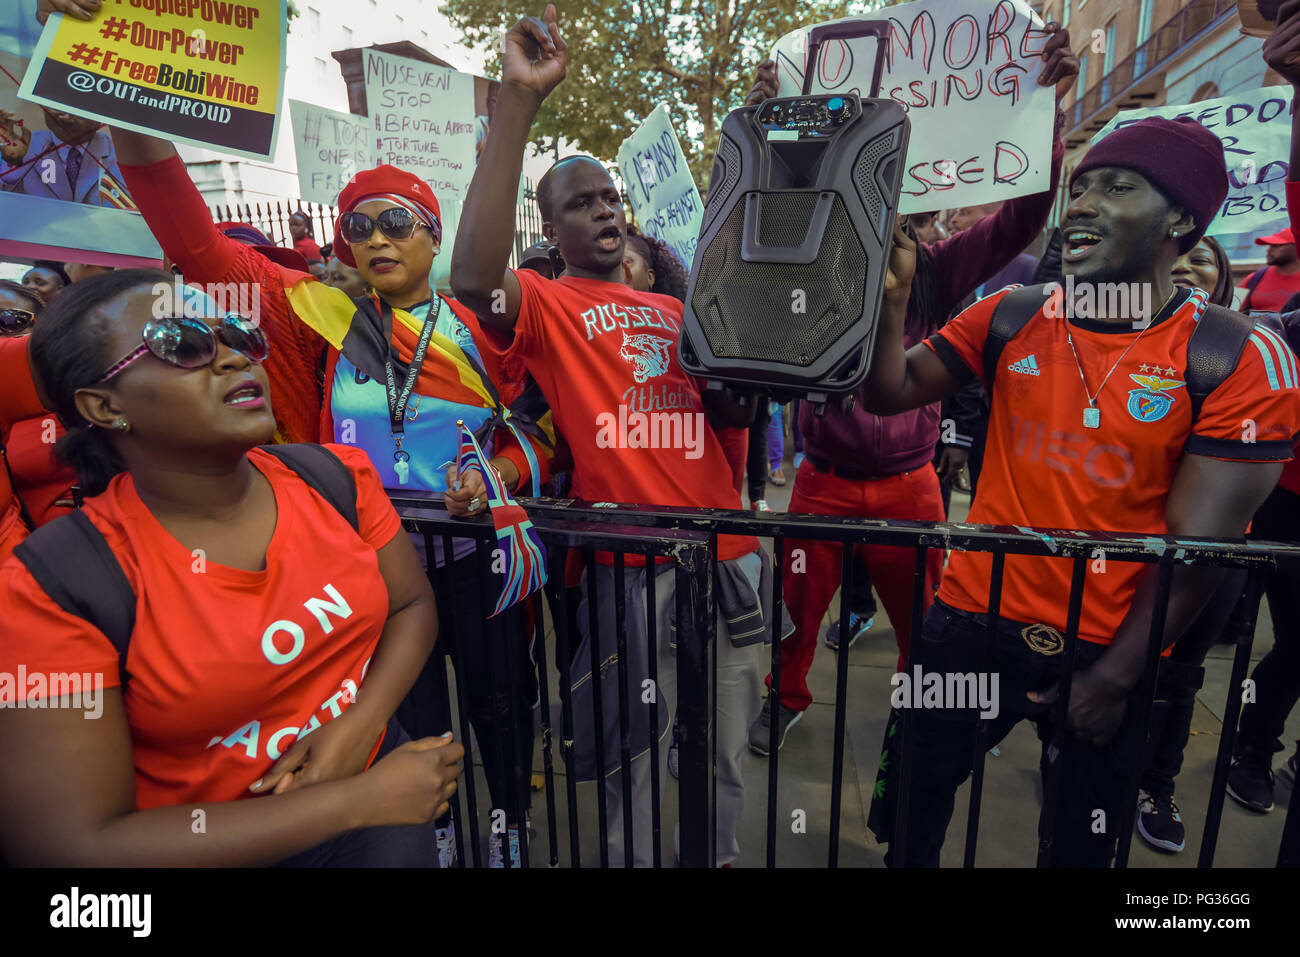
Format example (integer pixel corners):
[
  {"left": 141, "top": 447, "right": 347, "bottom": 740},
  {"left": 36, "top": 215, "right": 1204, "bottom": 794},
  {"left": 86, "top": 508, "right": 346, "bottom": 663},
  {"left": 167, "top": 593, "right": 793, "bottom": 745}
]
[{"left": 456, "top": 420, "right": 547, "bottom": 616}]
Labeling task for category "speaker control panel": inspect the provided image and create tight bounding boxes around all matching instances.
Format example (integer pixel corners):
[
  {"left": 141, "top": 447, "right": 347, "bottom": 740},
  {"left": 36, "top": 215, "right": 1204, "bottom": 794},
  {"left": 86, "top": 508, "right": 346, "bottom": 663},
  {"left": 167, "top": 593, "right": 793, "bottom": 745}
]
[{"left": 757, "top": 94, "right": 860, "bottom": 140}]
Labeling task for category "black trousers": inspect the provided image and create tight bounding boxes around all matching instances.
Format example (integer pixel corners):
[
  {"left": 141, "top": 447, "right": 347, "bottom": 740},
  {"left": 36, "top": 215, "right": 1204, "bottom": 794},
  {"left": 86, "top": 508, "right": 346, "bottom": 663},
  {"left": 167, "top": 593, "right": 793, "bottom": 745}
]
[
  {"left": 396, "top": 549, "right": 536, "bottom": 826},
  {"left": 1240, "top": 485, "right": 1300, "bottom": 757},
  {"left": 871, "top": 600, "right": 1173, "bottom": 867}
]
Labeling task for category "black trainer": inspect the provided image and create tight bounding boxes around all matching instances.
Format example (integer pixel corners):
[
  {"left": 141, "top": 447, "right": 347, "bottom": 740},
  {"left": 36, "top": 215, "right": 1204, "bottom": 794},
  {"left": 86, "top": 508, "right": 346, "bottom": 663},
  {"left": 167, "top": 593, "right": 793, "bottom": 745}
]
[
  {"left": 747, "top": 695, "right": 804, "bottom": 756},
  {"left": 1226, "top": 749, "right": 1275, "bottom": 812},
  {"left": 1276, "top": 750, "right": 1298, "bottom": 793},
  {"left": 1136, "top": 789, "right": 1185, "bottom": 853},
  {"left": 825, "top": 613, "right": 875, "bottom": 651}
]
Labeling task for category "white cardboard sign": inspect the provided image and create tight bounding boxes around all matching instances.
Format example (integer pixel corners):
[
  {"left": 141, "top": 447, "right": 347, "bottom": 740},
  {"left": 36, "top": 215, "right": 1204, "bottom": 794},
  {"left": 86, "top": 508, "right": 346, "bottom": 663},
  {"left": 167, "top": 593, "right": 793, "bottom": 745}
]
[
  {"left": 1091, "top": 86, "right": 1294, "bottom": 239},
  {"left": 771, "top": 0, "right": 1057, "bottom": 213},
  {"left": 616, "top": 104, "right": 705, "bottom": 270},
  {"left": 289, "top": 99, "right": 371, "bottom": 206},
  {"left": 362, "top": 49, "right": 477, "bottom": 205}
]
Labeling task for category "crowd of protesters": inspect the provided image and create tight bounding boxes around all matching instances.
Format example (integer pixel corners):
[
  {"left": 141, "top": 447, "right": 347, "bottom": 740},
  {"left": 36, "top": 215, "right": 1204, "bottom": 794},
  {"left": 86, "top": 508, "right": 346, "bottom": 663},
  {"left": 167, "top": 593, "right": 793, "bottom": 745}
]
[{"left": 1, "top": 0, "right": 1300, "bottom": 870}]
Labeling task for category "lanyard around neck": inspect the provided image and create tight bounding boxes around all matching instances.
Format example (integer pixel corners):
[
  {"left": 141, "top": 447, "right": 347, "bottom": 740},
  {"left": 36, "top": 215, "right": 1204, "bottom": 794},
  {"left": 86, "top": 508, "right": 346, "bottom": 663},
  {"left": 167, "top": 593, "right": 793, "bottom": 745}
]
[{"left": 381, "top": 296, "right": 440, "bottom": 441}]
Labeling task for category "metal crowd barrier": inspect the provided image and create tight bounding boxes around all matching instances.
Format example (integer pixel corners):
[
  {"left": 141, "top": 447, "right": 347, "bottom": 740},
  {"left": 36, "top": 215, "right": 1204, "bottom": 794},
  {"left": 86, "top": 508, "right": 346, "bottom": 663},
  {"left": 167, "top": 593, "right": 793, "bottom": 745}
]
[{"left": 389, "top": 491, "right": 1300, "bottom": 868}]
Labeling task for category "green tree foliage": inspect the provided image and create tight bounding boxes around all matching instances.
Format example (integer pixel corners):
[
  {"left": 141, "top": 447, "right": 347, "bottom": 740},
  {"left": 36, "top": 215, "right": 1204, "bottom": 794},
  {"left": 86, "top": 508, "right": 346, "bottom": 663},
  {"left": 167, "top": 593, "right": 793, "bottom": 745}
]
[{"left": 441, "top": 1, "right": 882, "bottom": 188}]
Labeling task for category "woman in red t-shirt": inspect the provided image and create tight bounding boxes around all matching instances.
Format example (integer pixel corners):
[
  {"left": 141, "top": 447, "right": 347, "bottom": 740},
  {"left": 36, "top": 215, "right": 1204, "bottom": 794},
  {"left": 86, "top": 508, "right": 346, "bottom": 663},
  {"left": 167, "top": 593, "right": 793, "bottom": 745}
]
[
  {"left": 288, "top": 211, "right": 324, "bottom": 264},
  {"left": 0, "top": 280, "right": 49, "bottom": 563},
  {"left": 0, "top": 280, "right": 78, "bottom": 532},
  {"left": 0, "top": 270, "right": 462, "bottom": 866}
]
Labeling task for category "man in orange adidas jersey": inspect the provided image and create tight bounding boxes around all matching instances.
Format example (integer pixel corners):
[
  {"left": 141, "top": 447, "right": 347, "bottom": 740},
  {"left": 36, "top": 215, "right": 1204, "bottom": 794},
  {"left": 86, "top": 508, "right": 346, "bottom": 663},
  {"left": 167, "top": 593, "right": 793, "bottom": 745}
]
[{"left": 861, "top": 116, "right": 1300, "bottom": 867}]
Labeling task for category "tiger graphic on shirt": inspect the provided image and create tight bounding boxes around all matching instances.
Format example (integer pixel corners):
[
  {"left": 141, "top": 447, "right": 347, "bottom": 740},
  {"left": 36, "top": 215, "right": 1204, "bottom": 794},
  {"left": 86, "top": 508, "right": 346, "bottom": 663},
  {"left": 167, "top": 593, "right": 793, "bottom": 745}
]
[{"left": 619, "top": 332, "right": 674, "bottom": 383}]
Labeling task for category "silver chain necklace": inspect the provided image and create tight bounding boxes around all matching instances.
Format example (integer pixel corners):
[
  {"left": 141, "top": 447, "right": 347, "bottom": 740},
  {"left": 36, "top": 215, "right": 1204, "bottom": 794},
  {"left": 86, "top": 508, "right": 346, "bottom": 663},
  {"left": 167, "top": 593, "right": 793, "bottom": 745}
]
[{"left": 1064, "top": 287, "right": 1176, "bottom": 429}]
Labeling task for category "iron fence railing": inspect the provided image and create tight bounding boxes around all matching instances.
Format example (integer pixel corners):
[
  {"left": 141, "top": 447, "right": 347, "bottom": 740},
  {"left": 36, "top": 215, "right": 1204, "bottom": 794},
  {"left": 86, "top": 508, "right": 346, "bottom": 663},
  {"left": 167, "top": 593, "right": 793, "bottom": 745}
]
[
  {"left": 207, "top": 178, "right": 545, "bottom": 268},
  {"left": 389, "top": 492, "right": 1300, "bottom": 868}
]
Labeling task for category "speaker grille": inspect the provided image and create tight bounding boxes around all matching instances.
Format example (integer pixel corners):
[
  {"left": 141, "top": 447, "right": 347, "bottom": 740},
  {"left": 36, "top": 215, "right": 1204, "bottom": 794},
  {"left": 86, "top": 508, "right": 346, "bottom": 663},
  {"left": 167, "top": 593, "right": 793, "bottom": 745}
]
[
  {"left": 853, "top": 130, "right": 896, "bottom": 240},
  {"left": 691, "top": 192, "right": 867, "bottom": 366},
  {"left": 757, "top": 193, "right": 820, "bottom": 247},
  {"left": 704, "top": 134, "right": 742, "bottom": 230}
]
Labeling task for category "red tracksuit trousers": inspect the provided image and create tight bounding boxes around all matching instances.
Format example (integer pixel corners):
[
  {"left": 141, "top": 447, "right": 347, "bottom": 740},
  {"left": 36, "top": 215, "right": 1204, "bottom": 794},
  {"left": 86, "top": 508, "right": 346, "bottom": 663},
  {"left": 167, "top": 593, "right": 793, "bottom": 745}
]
[{"left": 767, "top": 459, "right": 946, "bottom": 712}]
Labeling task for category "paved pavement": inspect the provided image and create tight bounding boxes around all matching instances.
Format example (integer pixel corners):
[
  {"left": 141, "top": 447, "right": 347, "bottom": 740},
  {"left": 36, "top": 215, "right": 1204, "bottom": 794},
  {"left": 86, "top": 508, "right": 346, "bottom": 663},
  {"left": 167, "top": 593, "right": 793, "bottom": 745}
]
[{"left": 448, "top": 455, "right": 1297, "bottom": 867}]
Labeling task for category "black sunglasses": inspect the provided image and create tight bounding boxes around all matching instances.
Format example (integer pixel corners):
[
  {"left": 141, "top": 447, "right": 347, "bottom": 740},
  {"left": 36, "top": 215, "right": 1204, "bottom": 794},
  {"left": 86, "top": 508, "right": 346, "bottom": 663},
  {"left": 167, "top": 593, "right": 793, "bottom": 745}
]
[
  {"left": 0, "top": 308, "right": 35, "bottom": 335},
  {"left": 340, "top": 207, "right": 441, "bottom": 245},
  {"left": 96, "top": 314, "right": 269, "bottom": 384}
]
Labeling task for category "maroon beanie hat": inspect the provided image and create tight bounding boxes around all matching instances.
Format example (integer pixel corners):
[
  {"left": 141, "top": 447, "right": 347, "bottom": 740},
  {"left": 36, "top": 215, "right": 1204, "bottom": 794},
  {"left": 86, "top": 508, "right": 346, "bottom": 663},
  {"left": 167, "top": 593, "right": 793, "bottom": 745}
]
[{"left": 1069, "top": 117, "right": 1228, "bottom": 254}]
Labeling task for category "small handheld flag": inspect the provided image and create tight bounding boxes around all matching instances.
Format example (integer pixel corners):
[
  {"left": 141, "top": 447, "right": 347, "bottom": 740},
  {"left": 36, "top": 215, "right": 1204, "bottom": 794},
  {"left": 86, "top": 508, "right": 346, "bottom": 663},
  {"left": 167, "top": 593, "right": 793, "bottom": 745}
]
[{"left": 455, "top": 420, "right": 548, "bottom": 616}]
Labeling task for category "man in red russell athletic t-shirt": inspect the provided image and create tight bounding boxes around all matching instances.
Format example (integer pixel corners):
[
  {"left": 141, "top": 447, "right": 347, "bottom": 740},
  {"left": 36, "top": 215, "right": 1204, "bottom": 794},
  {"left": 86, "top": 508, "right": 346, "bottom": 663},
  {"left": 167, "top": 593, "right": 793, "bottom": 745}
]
[{"left": 450, "top": 7, "right": 777, "bottom": 867}]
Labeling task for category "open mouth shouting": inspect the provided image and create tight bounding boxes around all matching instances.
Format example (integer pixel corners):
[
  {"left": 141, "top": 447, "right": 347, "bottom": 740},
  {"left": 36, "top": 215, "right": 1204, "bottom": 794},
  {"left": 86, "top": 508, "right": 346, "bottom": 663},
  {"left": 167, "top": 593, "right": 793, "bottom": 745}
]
[
  {"left": 595, "top": 225, "right": 623, "bottom": 254},
  {"left": 224, "top": 379, "right": 266, "bottom": 410},
  {"left": 366, "top": 255, "right": 401, "bottom": 275},
  {"left": 1064, "top": 227, "right": 1103, "bottom": 263}
]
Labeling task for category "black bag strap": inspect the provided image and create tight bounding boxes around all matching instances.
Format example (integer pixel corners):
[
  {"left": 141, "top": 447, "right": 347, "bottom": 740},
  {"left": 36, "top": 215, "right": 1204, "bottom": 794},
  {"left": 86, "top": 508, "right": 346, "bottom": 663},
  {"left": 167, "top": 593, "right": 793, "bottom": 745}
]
[
  {"left": 1240, "top": 267, "right": 1268, "bottom": 312},
  {"left": 0, "top": 436, "right": 36, "bottom": 533},
  {"left": 979, "top": 288, "right": 1253, "bottom": 422},
  {"left": 259, "top": 443, "right": 359, "bottom": 532},
  {"left": 14, "top": 510, "right": 136, "bottom": 687},
  {"left": 12, "top": 444, "right": 362, "bottom": 697},
  {"left": 1185, "top": 304, "right": 1256, "bottom": 422},
  {"left": 981, "top": 283, "right": 1049, "bottom": 390}
]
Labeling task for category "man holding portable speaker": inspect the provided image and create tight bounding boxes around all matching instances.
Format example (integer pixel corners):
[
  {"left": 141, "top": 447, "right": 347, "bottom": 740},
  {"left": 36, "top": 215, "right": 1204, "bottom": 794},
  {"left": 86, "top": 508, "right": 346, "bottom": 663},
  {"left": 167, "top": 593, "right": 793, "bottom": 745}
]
[{"left": 688, "top": 21, "right": 1078, "bottom": 756}]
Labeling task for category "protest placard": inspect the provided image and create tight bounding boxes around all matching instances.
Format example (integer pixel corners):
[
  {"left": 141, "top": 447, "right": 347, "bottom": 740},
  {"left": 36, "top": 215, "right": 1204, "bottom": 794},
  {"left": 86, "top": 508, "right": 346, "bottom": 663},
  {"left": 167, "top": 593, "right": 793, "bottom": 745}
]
[
  {"left": 616, "top": 104, "right": 704, "bottom": 271},
  {"left": 290, "top": 99, "right": 370, "bottom": 207},
  {"left": 770, "top": 0, "right": 1055, "bottom": 214},
  {"left": 2, "top": 36, "right": 161, "bottom": 266},
  {"left": 1091, "top": 87, "right": 1294, "bottom": 239},
  {"left": 18, "top": 0, "right": 285, "bottom": 161},
  {"left": 363, "top": 48, "right": 477, "bottom": 204}
]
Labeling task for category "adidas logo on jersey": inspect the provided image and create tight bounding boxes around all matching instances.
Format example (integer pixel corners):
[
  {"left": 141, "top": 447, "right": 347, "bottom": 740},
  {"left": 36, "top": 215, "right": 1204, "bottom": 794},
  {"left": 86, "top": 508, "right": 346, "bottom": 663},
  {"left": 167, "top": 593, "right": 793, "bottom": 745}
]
[{"left": 1008, "top": 354, "right": 1041, "bottom": 376}]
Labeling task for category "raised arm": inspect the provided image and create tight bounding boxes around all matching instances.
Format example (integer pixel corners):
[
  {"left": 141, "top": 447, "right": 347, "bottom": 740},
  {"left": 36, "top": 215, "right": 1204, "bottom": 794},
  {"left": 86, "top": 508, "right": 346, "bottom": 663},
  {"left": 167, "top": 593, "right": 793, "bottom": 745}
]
[
  {"left": 1262, "top": 0, "right": 1300, "bottom": 245},
  {"left": 110, "top": 128, "right": 252, "bottom": 284},
  {"left": 860, "top": 222, "right": 964, "bottom": 414},
  {"left": 451, "top": 5, "right": 567, "bottom": 333},
  {"left": 1264, "top": 0, "right": 1300, "bottom": 185},
  {"left": 924, "top": 25, "right": 1076, "bottom": 313}
]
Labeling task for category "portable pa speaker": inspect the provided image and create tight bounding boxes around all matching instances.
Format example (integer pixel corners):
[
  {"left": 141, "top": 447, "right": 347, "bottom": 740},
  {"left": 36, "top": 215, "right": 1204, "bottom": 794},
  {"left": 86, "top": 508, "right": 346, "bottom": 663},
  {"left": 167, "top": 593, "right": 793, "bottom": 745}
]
[{"left": 679, "top": 20, "right": 909, "bottom": 405}]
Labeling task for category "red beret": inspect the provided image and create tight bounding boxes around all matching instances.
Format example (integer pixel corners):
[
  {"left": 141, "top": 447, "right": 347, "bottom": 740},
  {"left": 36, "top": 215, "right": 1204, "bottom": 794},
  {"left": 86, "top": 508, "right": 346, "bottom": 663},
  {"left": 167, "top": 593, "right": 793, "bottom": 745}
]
[{"left": 333, "top": 165, "right": 443, "bottom": 268}]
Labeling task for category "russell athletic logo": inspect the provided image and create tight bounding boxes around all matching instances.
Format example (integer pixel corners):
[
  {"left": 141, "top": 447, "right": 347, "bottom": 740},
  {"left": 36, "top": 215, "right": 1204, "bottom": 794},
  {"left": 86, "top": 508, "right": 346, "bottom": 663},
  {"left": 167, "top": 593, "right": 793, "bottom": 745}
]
[
  {"left": 1008, "top": 354, "right": 1041, "bottom": 376},
  {"left": 619, "top": 332, "right": 674, "bottom": 383}
]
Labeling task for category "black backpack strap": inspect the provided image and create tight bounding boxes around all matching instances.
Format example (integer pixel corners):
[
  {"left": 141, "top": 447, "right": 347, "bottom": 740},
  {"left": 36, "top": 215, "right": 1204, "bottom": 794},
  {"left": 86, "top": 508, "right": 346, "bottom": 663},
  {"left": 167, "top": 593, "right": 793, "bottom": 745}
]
[
  {"left": 1240, "top": 268, "right": 1268, "bottom": 312},
  {"left": 1185, "top": 304, "right": 1257, "bottom": 422},
  {"left": 13, "top": 511, "right": 136, "bottom": 691},
  {"left": 260, "top": 443, "right": 359, "bottom": 532},
  {"left": 981, "top": 283, "right": 1050, "bottom": 390}
]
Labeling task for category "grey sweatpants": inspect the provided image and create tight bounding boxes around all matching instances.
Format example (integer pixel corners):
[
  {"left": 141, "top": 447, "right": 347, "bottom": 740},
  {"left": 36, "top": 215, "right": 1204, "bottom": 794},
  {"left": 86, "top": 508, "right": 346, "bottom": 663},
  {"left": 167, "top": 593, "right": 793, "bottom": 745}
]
[{"left": 571, "top": 552, "right": 765, "bottom": 866}]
